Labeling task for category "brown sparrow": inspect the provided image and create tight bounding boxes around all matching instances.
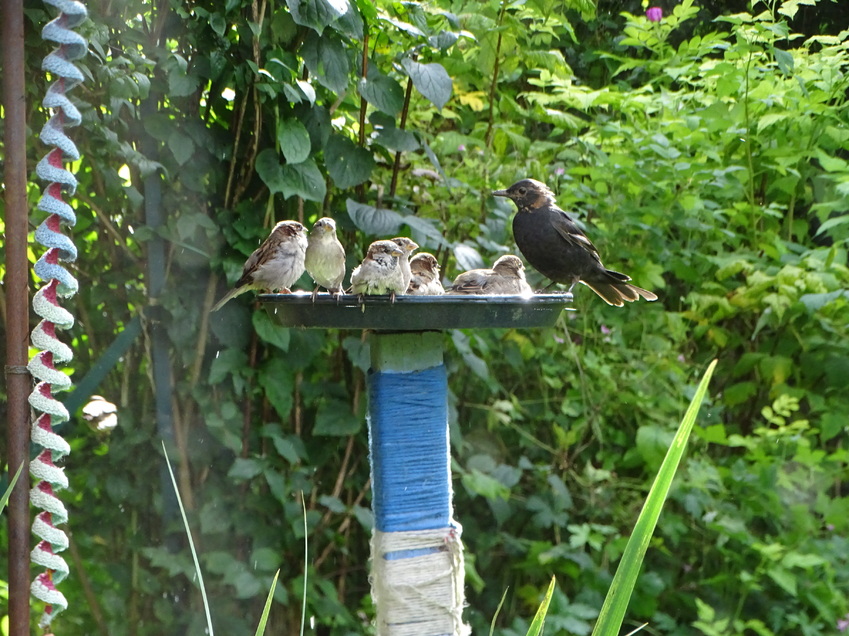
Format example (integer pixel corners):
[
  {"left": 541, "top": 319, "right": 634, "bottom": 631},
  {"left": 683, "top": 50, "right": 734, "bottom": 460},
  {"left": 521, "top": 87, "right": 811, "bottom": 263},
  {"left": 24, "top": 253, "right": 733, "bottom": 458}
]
[
  {"left": 211, "top": 220, "right": 308, "bottom": 311},
  {"left": 350, "top": 240, "right": 406, "bottom": 302},
  {"left": 447, "top": 254, "right": 533, "bottom": 296},
  {"left": 407, "top": 253, "right": 444, "bottom": 295},
  {"left": 305, "top": 217, "right": 346, "bottom": 300},
  {"left": 390, "top": 237, "right": 419, "bottom": 292}
]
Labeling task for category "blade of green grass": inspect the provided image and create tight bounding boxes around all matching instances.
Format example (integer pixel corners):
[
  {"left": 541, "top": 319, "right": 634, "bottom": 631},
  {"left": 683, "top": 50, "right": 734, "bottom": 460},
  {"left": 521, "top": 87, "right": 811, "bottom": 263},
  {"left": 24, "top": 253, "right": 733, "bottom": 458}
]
[
  {"left": 526, "top": 576, "right": 556, "bottom": 636},
  {"left": 162, "top": 441, "right": 214, "bottom": 636},
  {"left": 254, "top": 569, "right": 280, "bottom": 636},
  {"left": 489, "top": 587, "right": 509, "bottom": 636},
  {"left": 300, "top": 490, "right": 307, "bottom": 636},
  {"left": 1, "top": 463, "right": 24, "bottom": 514},
  {"left": 592, "top": 359, "right": 717, "bottom": 636}
]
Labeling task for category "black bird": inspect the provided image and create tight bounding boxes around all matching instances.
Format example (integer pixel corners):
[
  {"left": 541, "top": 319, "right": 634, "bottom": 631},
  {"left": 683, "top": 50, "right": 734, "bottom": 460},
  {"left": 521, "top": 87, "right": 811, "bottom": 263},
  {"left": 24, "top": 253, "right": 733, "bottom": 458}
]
[{"left": 493, "top": 179, "right": 657, "bottom": 307}]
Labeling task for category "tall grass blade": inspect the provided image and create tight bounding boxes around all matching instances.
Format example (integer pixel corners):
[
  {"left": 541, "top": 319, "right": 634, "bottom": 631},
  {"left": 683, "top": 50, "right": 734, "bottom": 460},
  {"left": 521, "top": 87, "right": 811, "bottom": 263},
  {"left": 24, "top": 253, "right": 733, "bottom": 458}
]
[
  {"left": 489, "top": 587, "right": 509, "bottom": 636},
  {"left": 526, "top": 576, "right": 556, "bottom": 636},
  {"left": 161, "top": 441, "right": 214, "bottom": 636},
  {"left": 254, "top": 569, "right": 280, "bottom": 636},
  {"left": 300, "top": 490, "right": 307, "bottom": 636},
  {"left": 1, "top": 463, "right": 24, "bottom": 514},
  {"left": 592, "top": 359, "right": 717, "bottom": 636}
]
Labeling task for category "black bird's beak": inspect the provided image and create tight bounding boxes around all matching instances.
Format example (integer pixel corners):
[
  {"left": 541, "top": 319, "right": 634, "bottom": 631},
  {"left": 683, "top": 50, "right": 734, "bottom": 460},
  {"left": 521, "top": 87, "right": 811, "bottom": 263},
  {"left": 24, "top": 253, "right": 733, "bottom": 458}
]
[{"left": 492, "top": 189, "right": 509, "bottom": 198}]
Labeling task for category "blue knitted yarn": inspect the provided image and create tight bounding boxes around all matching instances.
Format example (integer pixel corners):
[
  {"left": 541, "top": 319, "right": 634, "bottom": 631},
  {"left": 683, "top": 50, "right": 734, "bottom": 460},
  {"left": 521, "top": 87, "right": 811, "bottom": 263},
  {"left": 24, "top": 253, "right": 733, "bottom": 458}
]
[{"left": 368, "top": 365, "right": 451, "bottom": 536}]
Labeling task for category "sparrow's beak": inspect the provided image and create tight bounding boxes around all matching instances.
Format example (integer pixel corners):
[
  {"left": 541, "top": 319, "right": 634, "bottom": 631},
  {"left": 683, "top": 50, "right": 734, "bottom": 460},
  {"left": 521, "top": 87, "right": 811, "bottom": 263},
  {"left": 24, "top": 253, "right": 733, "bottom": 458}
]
[
  {"left": 323, "top": 224, "right": 334, "bottom": 233},
  {"left": 408, "top": 242, "right": 419, "bottom": 252},
  {"left": 391, "top": 247, "right": 405, "bottom": 258},
  {"left": 492, "top": 189, "right": 509, "bottom": 198}
]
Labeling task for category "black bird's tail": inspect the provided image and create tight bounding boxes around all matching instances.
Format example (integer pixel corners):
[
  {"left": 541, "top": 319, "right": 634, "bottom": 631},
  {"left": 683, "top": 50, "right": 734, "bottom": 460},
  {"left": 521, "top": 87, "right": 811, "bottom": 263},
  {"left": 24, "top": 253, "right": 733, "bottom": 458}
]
[{"left": 583, "top": 269, "right": 658, "bottom": 307}]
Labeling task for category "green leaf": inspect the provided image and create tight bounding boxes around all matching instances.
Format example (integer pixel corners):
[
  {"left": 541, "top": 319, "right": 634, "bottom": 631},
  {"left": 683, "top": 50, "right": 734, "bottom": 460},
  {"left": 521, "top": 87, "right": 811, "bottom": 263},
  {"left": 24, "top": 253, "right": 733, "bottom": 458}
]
[
  {"left": 358, "top": 69, "right": 404, "bottom": 115},
  {"left": 636, "top": 424, "right": 675, "bottom": 470},
  {"left": 252, "top": 311, "right": 291, "bottom": 351},
  {"left": 370, "top": 112, "right": 420, "bottom": 151},
  {"left": 259, "top": 358, "right": 294, "bottom": 419},
  {"left": 815, "top": 214, "right": 849, "bottom": 236},
  {"left": 324, "top": 134, "right": 374, "bottom": 188},
  {"left": 401, "top": 58, "right": 452, "bottom": 110},
  {"left": 256, "top": 148, "right": 287, "bottom": 193},
  {"left": 209, "top": 348, "right": 248, "bottom": 384},
  {"left": 592, "top": 360, "right": 717, "bottom": 636},
  {"left": 286, "top": 0, "right": 348, "bottom": 34},
  {"left": 313, "top": 398, "right": 361, "bottom": 436},
  {"left": 228, "top": 458, "right": 265, "bottom": 480},
  {"left": 302, "top": 31, "right": 350, "bottom": 94},
  {"left": 168, "top": 130, "right": 195, "bottom": 166},
  {"left": 277, "top": 119, "right": 311, "bottom": 164},
  {"left": 254, "top": 570, "right": 280, "bottom": 636},
  {"left": 462, "top": 469, "right": 509, "bottom": 500},
  {"left": 766, "top": 566, "right": 797, "bottom": 595},
  {"left": 772, "top": 47, "right": 794, "bottom": 74},
  {"left": 281, "top": 160, "right": 327, "bottom": 202},
  {"left": 526, "top": 576, "right": 556, "bottom": 636},
  {"left": 0, "top": 463, "right": 24, "bottom": 514},
  {"left": 346, "top": 199, "right": 403, "bottom": 236}
]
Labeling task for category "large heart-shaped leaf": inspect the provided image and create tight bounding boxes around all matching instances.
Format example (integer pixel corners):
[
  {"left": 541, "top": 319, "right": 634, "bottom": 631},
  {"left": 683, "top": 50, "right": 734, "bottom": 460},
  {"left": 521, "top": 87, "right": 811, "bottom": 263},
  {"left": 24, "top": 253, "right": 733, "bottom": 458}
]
[
  {"left": 401, "top": 58, "right": 452, "bottom": 110},
  {"left": 346, "top": 199, "right": 403, "bottom": 236},
  {"left": 325, "top": 135, "right": 374, "bottom": 189}
]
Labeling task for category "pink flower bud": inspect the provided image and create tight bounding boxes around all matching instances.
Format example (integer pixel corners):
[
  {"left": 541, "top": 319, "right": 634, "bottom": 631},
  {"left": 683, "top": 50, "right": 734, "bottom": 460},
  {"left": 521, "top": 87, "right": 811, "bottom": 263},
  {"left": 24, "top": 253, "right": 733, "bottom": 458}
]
[{"left": 646, "top": 6, "right": 663, "bottom": 22}]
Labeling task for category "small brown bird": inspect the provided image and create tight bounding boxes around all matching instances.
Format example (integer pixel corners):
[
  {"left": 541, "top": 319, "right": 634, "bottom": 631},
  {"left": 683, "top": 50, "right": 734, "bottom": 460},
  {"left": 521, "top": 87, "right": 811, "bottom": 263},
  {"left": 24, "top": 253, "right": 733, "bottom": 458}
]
[
  {"left": 407, "top": 253, "right": 444, "bottom": 295},
  {"left": 305, "top": 217, "right": 346, "bottom": 300},
  {"left": 448, "top": 254, "right": 533, "bottom": 296},
  {"left": 390, "top": 237, "right": 419, "bottom": 292},
  {"left": 211, "top": 220, "right": 308, "bottom": 312},
  {"left": 350, "top": 240, "right": 407, "bottom": 302},
  {"left": 82, "top": 395, "right": 118, "bottom": 434},
  {"left": 493, "top": 179, "right": 657, "bottom": 306}
]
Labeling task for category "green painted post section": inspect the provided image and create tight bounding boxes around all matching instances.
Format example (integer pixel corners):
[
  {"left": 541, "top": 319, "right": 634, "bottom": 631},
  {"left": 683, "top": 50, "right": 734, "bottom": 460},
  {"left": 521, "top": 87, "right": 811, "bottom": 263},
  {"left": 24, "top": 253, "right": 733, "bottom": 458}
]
[{"left": 370, "top": 331, "right": 444, "bottom": 372}]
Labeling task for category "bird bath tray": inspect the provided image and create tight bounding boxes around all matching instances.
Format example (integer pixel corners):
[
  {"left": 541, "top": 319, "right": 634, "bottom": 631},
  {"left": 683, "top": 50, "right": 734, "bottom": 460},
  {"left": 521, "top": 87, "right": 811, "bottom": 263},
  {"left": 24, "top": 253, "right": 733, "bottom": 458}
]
[{"left": 261, "top": 292, "right": 573, "bottom": 331}]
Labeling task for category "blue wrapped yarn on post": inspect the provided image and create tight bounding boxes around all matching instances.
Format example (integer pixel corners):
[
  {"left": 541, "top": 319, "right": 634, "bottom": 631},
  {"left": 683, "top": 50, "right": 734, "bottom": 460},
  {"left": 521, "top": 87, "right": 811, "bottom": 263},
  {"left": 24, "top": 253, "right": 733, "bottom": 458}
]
[{"left": 368, "top": 332, "right": 469, "bottom": 636}]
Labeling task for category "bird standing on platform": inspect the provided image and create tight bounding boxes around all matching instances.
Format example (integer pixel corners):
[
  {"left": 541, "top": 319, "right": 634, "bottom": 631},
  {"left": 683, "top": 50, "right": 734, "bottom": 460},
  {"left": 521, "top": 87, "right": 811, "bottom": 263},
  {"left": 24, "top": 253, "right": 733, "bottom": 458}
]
[
  {"left": 493, "top": 179, "right": 657, "bottom": 306},
  {"left": 407, "top": 253, "right": 444, "bottom": 295},
  {"left": 211, "top": 220, "right": 308, "bottom": 312},
  {"left": 350, "top": 240, "right": 407, "bottom": 302},
  {"left": 390, "top": 237, "right": 419, "bottom": 292},
  {"left": 448, "top": 254, "right": 533, "bottom": 296},
  {"left": 305, "top": 217, "right": 346, "bottom": 300}
]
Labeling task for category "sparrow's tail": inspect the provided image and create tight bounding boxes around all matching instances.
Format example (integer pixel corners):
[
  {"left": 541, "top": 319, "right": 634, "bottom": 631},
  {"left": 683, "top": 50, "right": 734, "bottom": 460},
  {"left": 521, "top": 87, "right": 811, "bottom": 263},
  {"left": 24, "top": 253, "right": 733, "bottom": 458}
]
[
  {"left": 583, "top": 269, "right": 658, "bottom": 307},
  {"left": 210, "top": 285, "right": 248, "bottom": 312}
]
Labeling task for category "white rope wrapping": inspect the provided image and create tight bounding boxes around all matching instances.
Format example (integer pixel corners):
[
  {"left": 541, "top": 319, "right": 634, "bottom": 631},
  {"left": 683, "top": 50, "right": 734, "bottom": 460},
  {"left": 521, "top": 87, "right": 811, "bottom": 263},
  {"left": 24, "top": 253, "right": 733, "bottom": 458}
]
[
  {"left": 29, "top": 0, "right": 87, "bottom": 627},
  {"left": 371, "top": 526, "right": 470, "bottom": 636}
]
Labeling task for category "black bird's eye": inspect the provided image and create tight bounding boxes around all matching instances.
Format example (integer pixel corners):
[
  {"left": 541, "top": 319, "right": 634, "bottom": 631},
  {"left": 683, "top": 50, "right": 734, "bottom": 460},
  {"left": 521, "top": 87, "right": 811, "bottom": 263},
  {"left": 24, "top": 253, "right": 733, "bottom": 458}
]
[{"left": 518, "top": 187, "right": 527, "bottom": 195}]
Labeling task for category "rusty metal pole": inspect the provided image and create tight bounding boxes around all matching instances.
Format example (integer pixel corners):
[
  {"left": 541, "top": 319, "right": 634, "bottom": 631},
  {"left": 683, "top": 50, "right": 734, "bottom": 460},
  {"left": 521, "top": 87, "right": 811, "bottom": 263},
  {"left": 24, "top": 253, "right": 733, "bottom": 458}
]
[{"left": 2, "top": 0, "right": 32, "bottom": 632}]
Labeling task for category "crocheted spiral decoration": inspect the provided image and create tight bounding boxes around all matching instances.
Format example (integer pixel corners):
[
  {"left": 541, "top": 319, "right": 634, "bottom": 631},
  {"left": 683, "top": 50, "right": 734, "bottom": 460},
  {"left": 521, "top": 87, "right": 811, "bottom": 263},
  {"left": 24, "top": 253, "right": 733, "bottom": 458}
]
[{"left": 28, "top": 0, "right": 87, "bottom": 627}]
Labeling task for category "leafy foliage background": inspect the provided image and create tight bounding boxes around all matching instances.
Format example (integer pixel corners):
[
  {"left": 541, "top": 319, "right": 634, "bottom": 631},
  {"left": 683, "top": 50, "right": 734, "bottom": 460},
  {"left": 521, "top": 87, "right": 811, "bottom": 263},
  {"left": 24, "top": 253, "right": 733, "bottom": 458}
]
[{"left": 1, "top": 0, "right": 848, "bottom": 633}]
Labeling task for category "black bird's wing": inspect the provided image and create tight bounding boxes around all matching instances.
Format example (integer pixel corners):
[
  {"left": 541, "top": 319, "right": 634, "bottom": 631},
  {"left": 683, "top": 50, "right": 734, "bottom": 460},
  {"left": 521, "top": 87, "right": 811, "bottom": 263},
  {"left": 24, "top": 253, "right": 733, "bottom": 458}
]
[{"left": 546, "top": 208, "right": 604, "bottom": 266}]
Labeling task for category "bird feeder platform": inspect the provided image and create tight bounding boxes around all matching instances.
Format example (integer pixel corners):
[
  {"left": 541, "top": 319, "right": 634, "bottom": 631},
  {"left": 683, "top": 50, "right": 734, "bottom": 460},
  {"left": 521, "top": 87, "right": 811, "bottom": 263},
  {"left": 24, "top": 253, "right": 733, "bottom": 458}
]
[
  {"left": 261, "top": 292, "right": 572, "bottom": 330},
  {"left": 261, "top": 292, "right": 572, "bottom": 636}
]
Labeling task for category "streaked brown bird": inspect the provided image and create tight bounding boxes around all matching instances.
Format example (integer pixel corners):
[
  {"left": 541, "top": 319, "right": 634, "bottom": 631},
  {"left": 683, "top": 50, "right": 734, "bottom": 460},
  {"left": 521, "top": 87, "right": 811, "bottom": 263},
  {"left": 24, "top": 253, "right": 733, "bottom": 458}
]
[
  {"left": 350, "top": 240, "right": 407, "bottom": 302},
  {"left": 211, "top": 220, "right": 308, "bottom": 312},
  {"left": 407, "top": 253, "right": 444, "bottom": 295},
  {"left": 305, "top": 217, "right": 346, "bottom": 299},
  {"left": 447, "top": 254, "right": 533, "bottom": 296},
  {"left": 390, "top": 237, "right": 419, "bottom": 292},
  {"left": 493, "top": 179, "right": 657, "bottom": 306}
]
